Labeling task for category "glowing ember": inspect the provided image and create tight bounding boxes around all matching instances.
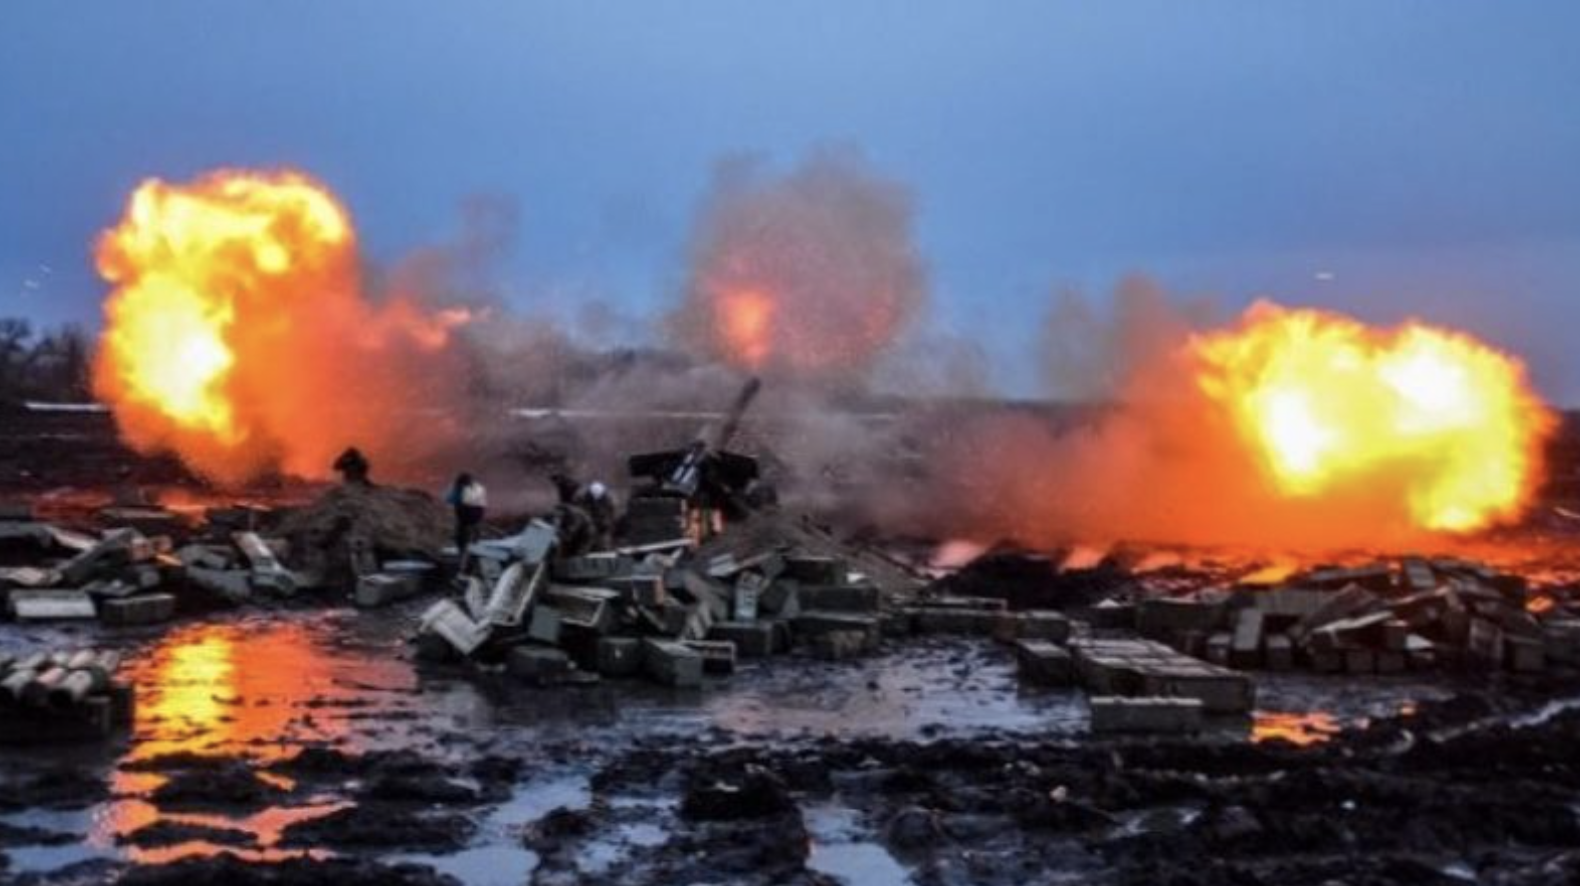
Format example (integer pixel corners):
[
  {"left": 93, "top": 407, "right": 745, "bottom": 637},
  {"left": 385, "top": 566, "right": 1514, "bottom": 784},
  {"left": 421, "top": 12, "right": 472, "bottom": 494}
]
[
  {"left": 93, "top": 168, "right": 470, "bottom": 485},
  {"left": 1192, "top": 302, "right": 1554, "bottom": 533}
]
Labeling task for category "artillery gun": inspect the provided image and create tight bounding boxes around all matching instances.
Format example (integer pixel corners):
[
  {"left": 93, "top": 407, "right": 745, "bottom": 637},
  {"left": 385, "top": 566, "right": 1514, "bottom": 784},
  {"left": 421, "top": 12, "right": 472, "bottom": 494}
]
[{"left": 625, "top": 377, "right": 768, "bottom": 539}]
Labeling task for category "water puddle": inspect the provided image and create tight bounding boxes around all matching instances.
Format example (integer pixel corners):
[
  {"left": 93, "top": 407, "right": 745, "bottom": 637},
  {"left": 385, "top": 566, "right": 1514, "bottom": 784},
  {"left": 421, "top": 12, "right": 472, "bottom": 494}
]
[
  {"left": 577, "top": 819, "right": 670, "bottom": 875},
  {"left": 1250, "top": 673, "right": 1452, "bottom": 744},
  {"left": 0, "top": 615, "right": 440, "bottom": 876},
  {"left": 804, "top": 803, "right": 912, "bottom": 886},
  {"left": 392, "top": 844, "right": 534, "bottom": 886},
  {"left": 392, "top": 773, "right": 592, "bottom": 886},
  {"left": 696, "top": 644, "right": 1088, "bottom": 739},
  {"left": 1108, "top": 803, "right": 1201, "bottom": 839},
  {"left": 490, "top": 772, "right": 592, "bottom": 824}
]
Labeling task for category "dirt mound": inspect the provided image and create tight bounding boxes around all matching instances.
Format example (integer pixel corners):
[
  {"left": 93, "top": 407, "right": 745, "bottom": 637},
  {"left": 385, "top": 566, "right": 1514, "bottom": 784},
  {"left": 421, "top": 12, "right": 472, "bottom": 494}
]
[
  {"left": 149, "top": 763, "right": 286, "bottom": 811},
  {"left": 279, "top": 803, "right": 475, "bottom": 851},
  {"left": 933, "top": 549, "right": 1127, "bottom": 610},
  {"left": 118, "top": 820, "right": 257, "bottom": 849},
  {"left": 681, "top": 763, "right": 796, "bottom": 821},
  {"left": 278, "top": 484, "right": 451, "bottom": 577},
  {"left": 116, "top": 854, "right": 461, "bottom": 886}
]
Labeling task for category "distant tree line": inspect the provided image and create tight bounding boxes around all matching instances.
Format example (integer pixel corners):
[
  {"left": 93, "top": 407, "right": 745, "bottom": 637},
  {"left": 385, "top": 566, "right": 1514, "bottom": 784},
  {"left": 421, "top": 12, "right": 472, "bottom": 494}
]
[{"left": 0, "top": 318, "right": 92, "bottom": 404}]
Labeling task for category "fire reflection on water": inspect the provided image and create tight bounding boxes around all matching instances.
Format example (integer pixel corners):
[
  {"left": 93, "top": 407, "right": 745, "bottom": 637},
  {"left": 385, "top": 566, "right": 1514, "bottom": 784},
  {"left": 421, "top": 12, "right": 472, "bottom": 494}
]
[
  {"left": 141, "top": 630, "right": 235, "bottom": 750},
  {"left": 124, "top": 621, "right": 344, "bottom": 762},
  {"left": 89, "top": 618, "right": 414, "bottom": 862},
  {"left": 1250, "top": 711, "right": 1343, "bottom": 747},
  {"left": 102, "top": 801, "right": 348, "bottom": 865}
]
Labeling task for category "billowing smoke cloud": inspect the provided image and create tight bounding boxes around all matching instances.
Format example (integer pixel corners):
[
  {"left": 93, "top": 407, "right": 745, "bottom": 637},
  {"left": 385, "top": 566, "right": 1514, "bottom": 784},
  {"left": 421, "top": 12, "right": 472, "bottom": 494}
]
[
  {"left": 1042, "top": 275, "right": 1216, "bottom": 401},
  {"left": 886, "top": 278, "right": 1334, "bottom": 549},
  {"left": 872, "top": 330, "right": 993, "bottom": 400},
  {"left": 669, "top": 148, "right": 927, "bottom": 383}
]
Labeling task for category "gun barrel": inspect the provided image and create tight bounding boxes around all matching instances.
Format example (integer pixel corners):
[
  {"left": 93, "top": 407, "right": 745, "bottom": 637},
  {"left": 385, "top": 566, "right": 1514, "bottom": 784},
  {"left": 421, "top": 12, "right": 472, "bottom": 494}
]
[
  {"left": 714, "top": 376, "right": 762, "bottom": 451},
  {"left": 636, "top": 376, "right": 763, "bottom": 499}
]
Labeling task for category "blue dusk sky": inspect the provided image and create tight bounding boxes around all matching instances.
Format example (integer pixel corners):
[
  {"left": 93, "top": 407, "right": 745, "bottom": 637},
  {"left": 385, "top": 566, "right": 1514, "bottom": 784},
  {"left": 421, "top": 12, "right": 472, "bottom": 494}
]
[{"left": 2, "top": 1, "right": 1577, "bottom": 400}]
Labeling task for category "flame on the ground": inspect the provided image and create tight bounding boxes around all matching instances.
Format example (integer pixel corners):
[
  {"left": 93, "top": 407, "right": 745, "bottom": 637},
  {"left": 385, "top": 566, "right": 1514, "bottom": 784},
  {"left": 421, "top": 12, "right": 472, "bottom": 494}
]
[
  {"left": 1192, "top": 302, "right": 1554, "bottom": 533},
  {"left": 93, "top": 169, "right": 470, "bottom": 485}
]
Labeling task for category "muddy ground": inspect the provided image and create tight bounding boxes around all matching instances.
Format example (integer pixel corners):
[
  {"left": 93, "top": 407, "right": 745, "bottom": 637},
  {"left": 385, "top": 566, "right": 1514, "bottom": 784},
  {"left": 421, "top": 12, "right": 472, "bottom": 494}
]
[
  {"left": 1, "top": 606, "right": 1577, "bottom": 886},
  {"left": 4, "top": 407, "right": 1580, "bottom": 885}
]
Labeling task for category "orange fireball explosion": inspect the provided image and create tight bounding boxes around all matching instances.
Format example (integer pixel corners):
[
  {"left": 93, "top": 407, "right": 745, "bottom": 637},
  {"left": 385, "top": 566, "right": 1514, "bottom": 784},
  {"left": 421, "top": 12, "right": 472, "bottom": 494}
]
[
  {"left": 93, "top": 169, "right": 470, "bottom": 485},
  {"left": 1191, "top": 301, "right": 1555, "bottom": 533},
  {"left": 934, "top": 295, "right": 1555, "bottom": 553}
]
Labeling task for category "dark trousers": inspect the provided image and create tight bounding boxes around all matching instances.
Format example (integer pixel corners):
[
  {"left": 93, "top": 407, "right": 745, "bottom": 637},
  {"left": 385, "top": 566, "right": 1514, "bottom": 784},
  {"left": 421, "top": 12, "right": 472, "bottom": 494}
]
[{"left": 454, "top": 505, "right": 484, "bottom": 560}]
